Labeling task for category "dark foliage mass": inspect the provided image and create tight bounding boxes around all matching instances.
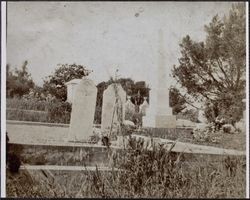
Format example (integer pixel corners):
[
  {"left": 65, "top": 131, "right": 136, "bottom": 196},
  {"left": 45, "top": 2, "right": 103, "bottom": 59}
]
[
  {"left": 6, "top": 132, "right": 21, "bottom": 174},
  {"left": 7, "top": 61, "right": 35, "bottom": 98},
  {"left": 94, "top": 78, "right": 187, "bottom": 124},
  {"left": 94, "top": 78, "right": 150, "bottom": 124},
  {"left": 43, "top": 63, "right": 91, "bottom": 101},
  {"left": 172, "top": 3, "right": 246, "bottom": 124},
  {"left": 47, "top": 100, "right": 72, "bottom": 124}
]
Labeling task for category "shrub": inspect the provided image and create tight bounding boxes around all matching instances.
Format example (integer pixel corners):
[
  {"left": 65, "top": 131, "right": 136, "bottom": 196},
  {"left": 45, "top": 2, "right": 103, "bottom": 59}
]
[
  {"left": 47, "top": 100, "right": 72, "bottom": 124},
  {"left": 204, "top": 99, "right": 244, "bottom": 125}
]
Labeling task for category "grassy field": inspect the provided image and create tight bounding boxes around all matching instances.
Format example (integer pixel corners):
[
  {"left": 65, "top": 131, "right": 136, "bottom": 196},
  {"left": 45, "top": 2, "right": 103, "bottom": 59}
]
[
  {"left": 6, "top": 98, "right": 71, "bottom": 124},
  {"left": 6, "top": 141, "right": 246, "bottom": 198}
]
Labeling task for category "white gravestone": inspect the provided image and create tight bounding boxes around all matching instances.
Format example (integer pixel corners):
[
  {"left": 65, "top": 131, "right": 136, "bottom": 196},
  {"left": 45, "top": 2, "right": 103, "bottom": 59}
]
[
  {"left": 125, "top": 96, "right": 136, "bottom": 121},
  {"left": 65, "top": 79, "right": 81, "bottom": 103},
  {"left": 68, "top": 78, "right": 97, "bottom": 142},
  {"left": 139, "top": 97, "right": 149, "bottom": 116},
  {"left": 101, "top": 83, "right": 126, "bottom": 131}
]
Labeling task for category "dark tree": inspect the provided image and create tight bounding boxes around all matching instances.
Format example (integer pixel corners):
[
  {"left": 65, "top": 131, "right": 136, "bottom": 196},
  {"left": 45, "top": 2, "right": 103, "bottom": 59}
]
[
  {"left": 169, "top": 87, "right": 187, "bottom": 115},
  {"left": 6, "top": 61, "right": 35, "bottom": 98},
  {"left": 172, "top": 3, "right": 246, "bottom": 124},
  {"left": 94, "top": 78, "right": 150, "bottom": 124},
  {"left": 43, "top": 63, "right": 91, "bottom": 101},
  {"left": 94, "top": 77, "right": 186, "bottom": 124}
]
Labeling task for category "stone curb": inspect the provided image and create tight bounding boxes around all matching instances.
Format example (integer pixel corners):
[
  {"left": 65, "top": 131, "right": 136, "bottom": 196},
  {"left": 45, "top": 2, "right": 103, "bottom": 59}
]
[
  {"left": 20, "top": 165, "right": 120, "bottom": 171},
  {"left": 6, "top": 120, "right": 101, "bottom": 128}
]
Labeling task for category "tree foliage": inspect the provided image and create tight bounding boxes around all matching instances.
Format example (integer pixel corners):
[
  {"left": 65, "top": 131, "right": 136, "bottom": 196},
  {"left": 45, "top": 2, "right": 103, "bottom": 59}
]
[
  {"left": 94, "top": 78, "right": 150, "bottom": 124},
  {"left": 6, "top": 61, "right": 35, "bottom": 98},
  {"left": 94, "top": 78, "right": 186, "bottom": 124},
  {"left": 169, "top": 87, "right": 187, "bottom": 114},
  {"left": 172, "top": 3, "right": 246, "bottom": 124},
  {"left": 43, "top": 63, "right": 91, "bottom": 101}
]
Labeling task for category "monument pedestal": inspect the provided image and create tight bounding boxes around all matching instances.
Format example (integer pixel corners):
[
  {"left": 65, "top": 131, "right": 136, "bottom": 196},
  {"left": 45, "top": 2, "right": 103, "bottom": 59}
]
[
  {"left": 142, "top": 86, "right": 176, "bottom": 128},
  {"left": 143, "top": 115, "right": 176, "bottom": 128}
]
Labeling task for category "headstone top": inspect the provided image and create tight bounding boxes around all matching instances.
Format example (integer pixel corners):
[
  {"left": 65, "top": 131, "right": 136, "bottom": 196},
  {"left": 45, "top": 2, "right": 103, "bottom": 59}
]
[{"left": 65, "top": 78, "right": 81, "bottom": 86}]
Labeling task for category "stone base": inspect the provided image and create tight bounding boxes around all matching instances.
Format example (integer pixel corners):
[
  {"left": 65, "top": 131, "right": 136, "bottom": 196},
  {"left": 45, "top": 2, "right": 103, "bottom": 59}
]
[
  {"left": 9, "top": 143, "right": 118, "bottom": 166},
  {"left": 142, "top": 115, "right": 176, "bottom": 128},
  {"left": 176, "top": 119, "right": 196, "bottom": 128}
]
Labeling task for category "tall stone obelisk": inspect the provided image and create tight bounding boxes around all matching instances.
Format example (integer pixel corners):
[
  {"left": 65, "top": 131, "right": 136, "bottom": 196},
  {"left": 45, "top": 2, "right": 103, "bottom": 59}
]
[{"left": 142, "top": 29, "right": 176, "bottom": 128}]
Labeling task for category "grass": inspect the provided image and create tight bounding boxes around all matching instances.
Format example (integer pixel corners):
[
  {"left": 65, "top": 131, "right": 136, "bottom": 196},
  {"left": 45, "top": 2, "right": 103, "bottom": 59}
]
[
  {"left": 6, "top": 137, "right": 246, "bottom": 198},
  {"left": 7, "top": 98, "right": 51, "bottom": 111},
  {"left": 7, "top": 108, "right": 48, "bottom": 123},
  {"left": 6, "top": 98, "right": 71, "bottom": 124}
]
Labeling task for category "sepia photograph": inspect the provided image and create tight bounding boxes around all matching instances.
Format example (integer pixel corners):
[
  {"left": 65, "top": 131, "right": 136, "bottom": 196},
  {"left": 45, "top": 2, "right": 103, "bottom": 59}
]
[{"left": 1, "top": 1, "right": 248, "bottom": 198}]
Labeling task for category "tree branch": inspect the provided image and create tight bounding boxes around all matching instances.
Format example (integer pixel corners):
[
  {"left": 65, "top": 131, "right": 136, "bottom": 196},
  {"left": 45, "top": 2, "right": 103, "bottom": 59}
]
[
  {"left": 177, "top": 91, "right": 200, "bottom": 110},
  {"left": 192, "top": 55, "right": 225, "bottom": 91},
  {"left": 216, "top": 59, "right": 232, "bottom": 87}
]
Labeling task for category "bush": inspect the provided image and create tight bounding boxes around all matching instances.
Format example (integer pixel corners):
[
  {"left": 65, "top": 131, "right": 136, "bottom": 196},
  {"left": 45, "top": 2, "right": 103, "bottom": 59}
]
[
  {"left": 204, "top": 98, "right": 244, "bottom": 125},
  {"left": 47, "top": 101, "right": 72, "bottom": 124}
]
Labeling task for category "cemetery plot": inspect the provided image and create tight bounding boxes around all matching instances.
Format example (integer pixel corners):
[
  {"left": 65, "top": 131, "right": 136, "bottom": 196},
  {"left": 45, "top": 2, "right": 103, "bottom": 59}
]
[
  {"left": 6, "top": 2, "right": 246, "bottom": 198},
  {"left": 6, "top": 118, "right": 246, "bottom": 198}
]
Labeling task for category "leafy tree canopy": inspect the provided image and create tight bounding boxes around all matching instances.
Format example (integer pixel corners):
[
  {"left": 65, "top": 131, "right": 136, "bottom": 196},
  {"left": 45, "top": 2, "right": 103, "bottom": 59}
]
[
  {"left": 43, "top": 63, "right": 91, "bottom": 101},
  {"left": 172, "top": 3, "right": 246, "bottom": 124},
  {"left": 169, "top": 87, "right": 187, "bottom": 115},
  {"left": 7, "top": 61, "right": 35, "bottom": 98}
]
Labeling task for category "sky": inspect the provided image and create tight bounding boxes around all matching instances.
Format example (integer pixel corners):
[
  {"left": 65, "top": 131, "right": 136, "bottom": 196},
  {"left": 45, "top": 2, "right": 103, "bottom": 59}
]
[{"left": 7, "top": 1, "right": 234, "bottom": 87}]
